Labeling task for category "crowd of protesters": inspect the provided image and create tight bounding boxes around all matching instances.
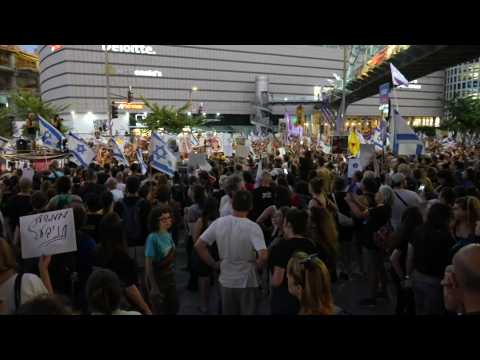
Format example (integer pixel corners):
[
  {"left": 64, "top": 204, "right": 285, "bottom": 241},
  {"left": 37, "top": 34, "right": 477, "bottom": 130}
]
[{"left": 1, "top": 142, "right": 480, "bottom": 316}]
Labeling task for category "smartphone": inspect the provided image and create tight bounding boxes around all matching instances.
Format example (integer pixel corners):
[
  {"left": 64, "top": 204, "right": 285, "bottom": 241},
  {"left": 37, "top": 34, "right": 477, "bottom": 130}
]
[{"left": 283, "top": 168, "right": 288, "bottom": 175}]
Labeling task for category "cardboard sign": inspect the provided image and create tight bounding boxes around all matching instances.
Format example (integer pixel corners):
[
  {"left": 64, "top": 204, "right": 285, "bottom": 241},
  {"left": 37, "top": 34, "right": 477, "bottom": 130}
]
[
  {"left": 20, "top": 208, "right": 77, "bottom": 259},
  {"left": 21, "top": 168, "right": 35, "bottom": 182},
  {"left": 332, "top": 136, "right": 348, "bottom": 154},
  {"left": 236, "top": 145, "right": 249, "bottom": 158},
  {"left": 348, "top": 158, "right": 363, "bottom": 178}
]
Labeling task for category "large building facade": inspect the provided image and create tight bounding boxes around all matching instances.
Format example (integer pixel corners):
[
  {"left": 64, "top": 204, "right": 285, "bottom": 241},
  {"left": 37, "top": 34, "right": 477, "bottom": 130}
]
[{"left": 39, "top": 45, "right": 445, "bottom": 135}]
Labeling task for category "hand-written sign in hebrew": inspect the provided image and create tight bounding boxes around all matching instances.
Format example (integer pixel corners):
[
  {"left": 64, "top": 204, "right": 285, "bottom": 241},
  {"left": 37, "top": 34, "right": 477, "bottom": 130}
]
[{"left": 20, "top": 208, "right": 77, "bottom": 259}]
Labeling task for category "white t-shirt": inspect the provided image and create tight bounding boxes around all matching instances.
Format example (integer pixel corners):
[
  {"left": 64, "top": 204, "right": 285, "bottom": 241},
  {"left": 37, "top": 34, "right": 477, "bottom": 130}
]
[
  {"left": 219, "top": 195, "right": 233, "bottom": 217},
  {"left": 200, "top": 215, "right": 266, "bottom": 289},
  {"left": 0, "top": 273, "right": 48, "bottom": 314},
  {"left": 110, "top": 189, "right": 124, "bottom": 202},
  {"left": 391, "top": 188, "right": 423, "bottom": 230}
]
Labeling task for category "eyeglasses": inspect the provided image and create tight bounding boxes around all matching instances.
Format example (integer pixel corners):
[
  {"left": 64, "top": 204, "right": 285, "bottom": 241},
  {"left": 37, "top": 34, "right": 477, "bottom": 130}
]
[{"left": 159, "top": 216, "right": 172, "bottom": 222}]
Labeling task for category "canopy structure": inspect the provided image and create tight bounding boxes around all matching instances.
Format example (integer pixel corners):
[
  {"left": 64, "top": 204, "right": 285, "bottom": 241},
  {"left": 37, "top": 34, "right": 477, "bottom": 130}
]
[{"left": 331, "top": 45, "right": 480, "bottom": 107}]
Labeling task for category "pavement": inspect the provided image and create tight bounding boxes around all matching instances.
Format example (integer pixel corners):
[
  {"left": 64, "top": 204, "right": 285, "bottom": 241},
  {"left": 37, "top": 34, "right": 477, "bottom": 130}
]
[{"left": 173, "top": 238, "right": 395, "bottom": 316}]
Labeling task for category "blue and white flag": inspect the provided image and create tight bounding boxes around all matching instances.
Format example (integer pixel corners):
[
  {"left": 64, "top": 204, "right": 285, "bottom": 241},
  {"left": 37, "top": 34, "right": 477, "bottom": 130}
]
[
  {"left": 67, "top": 132, "right": 96, "bottom": 167},
  {"left": 136, "top": 148, "right": 148, "bottom": 175},
  {"left": 372, "top": 128, "right": 384, "bottom": 151},
  {"left": 38, "top": 115, "right": 65, "bottom": 150},
  {"left": 150, "top": 132, "right": 177, "bottom": 177},
  {"left": 390, "top": 63, "right": 409, "bottom": 87},
  {"left": 390, "top": 110, "right": 423, "bottom": 156},
  {"left": 110, "top": 138, "right": 129, "bottom": 166}
]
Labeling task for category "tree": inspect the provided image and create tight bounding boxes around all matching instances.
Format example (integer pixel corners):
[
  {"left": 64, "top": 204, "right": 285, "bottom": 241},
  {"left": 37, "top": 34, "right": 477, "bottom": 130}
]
[
  {"left": 0, "top": 91, "right": 69, "bottom": 137},
  {"left": 442, "top": 95, "right": 480, "bottom": 142},
  {"left": 139, "top": 97, "right": 206, "bottom": 133}
]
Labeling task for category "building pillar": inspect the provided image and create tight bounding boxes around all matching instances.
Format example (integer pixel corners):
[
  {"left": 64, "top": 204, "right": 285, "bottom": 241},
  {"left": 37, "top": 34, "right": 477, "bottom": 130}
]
[{"left": 9, "top": 52, "right": 17, "bottom": 90}]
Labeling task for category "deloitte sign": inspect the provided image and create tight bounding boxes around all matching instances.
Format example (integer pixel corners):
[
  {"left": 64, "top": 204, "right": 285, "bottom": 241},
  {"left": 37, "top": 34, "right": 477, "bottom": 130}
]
[{"left": 101, "top": 45, "right": 156, "bottom": 55}]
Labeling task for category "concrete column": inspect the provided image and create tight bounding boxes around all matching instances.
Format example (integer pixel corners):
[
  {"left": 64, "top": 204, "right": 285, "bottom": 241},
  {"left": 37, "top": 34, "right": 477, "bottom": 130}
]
[{"left": 9, "top": 52, "right": 17, "bottom": 89}]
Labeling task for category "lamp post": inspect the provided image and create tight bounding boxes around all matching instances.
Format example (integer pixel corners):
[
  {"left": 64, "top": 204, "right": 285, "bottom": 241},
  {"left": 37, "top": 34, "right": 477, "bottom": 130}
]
[{"left": 189, "top": 86, "right": 198, "bottom": 112}]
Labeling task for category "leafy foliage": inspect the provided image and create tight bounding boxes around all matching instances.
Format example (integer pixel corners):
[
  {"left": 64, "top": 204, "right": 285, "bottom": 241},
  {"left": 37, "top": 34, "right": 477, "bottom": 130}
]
[
  {"left": 139, "top": 97, "right": 206, "bottom": 133},
  {"left": 0, "top": 91, "right": 69, "bottom": 137},
  {"left": 442, "top": 95, "right": 480, "bottom": 135}
]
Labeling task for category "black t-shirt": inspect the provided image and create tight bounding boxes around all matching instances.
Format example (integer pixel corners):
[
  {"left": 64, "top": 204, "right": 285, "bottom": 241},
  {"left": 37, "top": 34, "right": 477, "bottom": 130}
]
[
  {"left": 412, "top": 225, "right": 455, "bottom": 278},
  {"left": 361, "top": 205, "right": 391, "bottom": 250},
  {"left": 270, "top": 236, "right": 318, "bottom": 315},
  {"left": 252, "top": 186, "right": 275, "bottom": 220},
  {"left": 79, "top": 182, "right": 107, "bottom": 204},
  {"left": 5, "top": 194, "right": 32, "bottom": 227},
  {"left": 94, "top": 248, "right": 138, "bottom": 287},
  {"left": 83, "top": 213, "right": 104, "bottom": 243}
]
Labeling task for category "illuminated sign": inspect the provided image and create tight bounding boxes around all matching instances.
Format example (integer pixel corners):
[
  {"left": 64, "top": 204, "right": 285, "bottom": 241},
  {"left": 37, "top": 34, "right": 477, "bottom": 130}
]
[
  {"left": 134, "top": 69, "right": 163, "bottom": 77},
  {"left": 398, "top": 80, "right": 422, "bottom": 90},
  {"left": 50, "top": 45, "right": 63, "bottom": 52},
  {"left": 115, "top": 101, "right": 145, "bottom": 110},
  {"left": 101, "top": 45, "right": 156, "bottom": 55}
]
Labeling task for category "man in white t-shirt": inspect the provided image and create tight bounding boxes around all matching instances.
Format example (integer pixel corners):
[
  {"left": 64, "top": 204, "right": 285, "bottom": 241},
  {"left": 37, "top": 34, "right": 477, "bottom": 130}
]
[
  {"left": 196, "top": 190, "right": 268, "bottom": 315},
  {"left": 219, "top": 174, "right": 244, "bottom": 217},
  {"left": 391, "top": 173, "right": 424, "bottom": 230}
]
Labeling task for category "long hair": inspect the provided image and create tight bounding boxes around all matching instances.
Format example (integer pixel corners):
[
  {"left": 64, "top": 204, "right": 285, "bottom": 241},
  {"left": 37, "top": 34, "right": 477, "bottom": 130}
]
[
  {"left": 287, "top": 252, "right": 334, "bottom": 315},
  {"left": 97, "top": 213, "right": 128, "bottom": 262},
  {"left": 454, "top": 196, "right": 480, "bottom": 235},
  {"left": 309, "top": 207, "right": 339, "bottom": 259}
]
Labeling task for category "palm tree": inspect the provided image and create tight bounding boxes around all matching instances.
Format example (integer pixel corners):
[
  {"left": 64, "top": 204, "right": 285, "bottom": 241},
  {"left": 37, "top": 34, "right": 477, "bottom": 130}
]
[
  {"left": 139, "top": 97, "right": 206, "bottom": 134},
  {"left": 0, "top": 90, "right": 69, "bottom": 137}
]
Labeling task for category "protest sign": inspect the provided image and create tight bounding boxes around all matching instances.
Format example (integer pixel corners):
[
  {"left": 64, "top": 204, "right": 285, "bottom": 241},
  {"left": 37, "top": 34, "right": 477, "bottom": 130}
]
[
  {"left": 348, "top": 158, "right": 363, "bottom": 178},
  {"left": 21, "top": 168, "right": 35, "bottom": 181},
  {"left": 236, "top": 145, "right": 249, "bottom": 158},
  {"left": 359, "top": 144, "right": 376, "bottom": 169},
  {"left": 223, "top": 143, "right": 233, "bottom": 157},
  {"left": 188, "top": 153, "right": 208, "bottom": 168},
  {"left": 20, "top": 208, "right": 77, "bottom": 259}
]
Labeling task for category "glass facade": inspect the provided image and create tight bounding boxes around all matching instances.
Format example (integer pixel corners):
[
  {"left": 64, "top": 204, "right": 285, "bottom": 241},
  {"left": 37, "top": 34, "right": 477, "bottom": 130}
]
[{"left": 445, "top": 58, "right": 480, "bottom": 100}]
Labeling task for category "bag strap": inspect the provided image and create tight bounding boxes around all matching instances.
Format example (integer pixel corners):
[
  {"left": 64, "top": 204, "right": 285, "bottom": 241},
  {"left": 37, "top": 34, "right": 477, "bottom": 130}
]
[
  {"left": 14, "top": 273, "right": 24, "bottom": 311},
  {"left": 394, "top": 191, "right": 409, "bottom": 208}
]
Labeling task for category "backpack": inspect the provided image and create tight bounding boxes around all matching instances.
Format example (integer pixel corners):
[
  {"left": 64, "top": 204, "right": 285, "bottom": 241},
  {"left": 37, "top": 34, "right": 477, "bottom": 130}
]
[
  {"left": 119, "top": 199, "right": 143, "bottom": 246},
  {"left": 373, "top": 221, "right": 394, "bottom": 253}
]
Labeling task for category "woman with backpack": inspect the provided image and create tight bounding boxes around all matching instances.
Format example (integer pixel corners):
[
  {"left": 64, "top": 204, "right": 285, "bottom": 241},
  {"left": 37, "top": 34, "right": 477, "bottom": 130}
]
[
  {"left": 145, "top": 207, "right": 178, "bottom": 315},
  {"left": 346, "top": 182, "right": 393, "bottom": 308}
]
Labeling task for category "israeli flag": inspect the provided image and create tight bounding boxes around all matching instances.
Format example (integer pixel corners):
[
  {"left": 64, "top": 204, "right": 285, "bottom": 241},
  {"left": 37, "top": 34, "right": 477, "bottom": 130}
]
[
  {"left": 390, "top": 63, "right": 409, "bottom": 87},
  {"left": 356, "top": 129, "right": 367, "bottom": 145},
  {"left": 67, "top": 132, "right": 96, "bottom": 167},
  {"left": 372, "top": 128, "right": 384, "bottom": 151},
  {"left": 136, "top": 148, "right": 148, "bottom": 175},
  {"left": 150, "top": 132, "right": 177, "bottom": 177},
  {"left": 110, "top": 138, "right": 129, "bottom": 166},
  {"left": 390, "top": 110, "right": 423, "bottom": 156},
  {"left": 38, "top": 115, "right": 65, "bottom": 150}
]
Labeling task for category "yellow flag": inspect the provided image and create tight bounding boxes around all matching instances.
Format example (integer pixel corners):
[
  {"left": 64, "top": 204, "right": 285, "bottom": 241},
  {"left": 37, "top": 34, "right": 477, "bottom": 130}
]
[{"left": 348, "top": 130, "right": 360, "bottom": 156}]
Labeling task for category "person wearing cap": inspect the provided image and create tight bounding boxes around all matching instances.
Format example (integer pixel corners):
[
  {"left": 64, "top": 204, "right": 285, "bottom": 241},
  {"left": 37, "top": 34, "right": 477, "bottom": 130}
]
[{"left": 390, "top": 173, "right": 424, "bottom": 231}]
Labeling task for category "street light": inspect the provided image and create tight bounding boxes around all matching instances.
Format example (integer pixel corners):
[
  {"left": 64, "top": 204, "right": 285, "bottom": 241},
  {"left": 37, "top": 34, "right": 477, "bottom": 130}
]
[{"left": 189, "top": 86, "right": 199, "bottom": 112}]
